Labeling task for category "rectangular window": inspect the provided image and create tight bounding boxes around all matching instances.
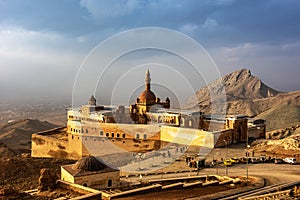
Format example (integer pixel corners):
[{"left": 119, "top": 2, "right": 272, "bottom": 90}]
[{"left": 100, "top": 131, "right": 103, "bottom": 136}]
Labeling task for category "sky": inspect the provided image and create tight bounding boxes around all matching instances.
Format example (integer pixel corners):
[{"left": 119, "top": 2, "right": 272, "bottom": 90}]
[{"left": 1, "top": 0, "right": 300, "bottom": 106}]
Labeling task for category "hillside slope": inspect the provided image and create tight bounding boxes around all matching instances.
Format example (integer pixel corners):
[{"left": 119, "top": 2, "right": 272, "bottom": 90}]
[
  {"left": 0, "top": 119, "right": 58, "bottom": 155},
  {"left": 255, "top": 104, "right": 300, "bottom": 131}
]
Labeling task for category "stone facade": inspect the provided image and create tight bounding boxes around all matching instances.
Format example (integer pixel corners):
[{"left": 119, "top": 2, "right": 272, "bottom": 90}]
[{"left": 61, "top": 156, "right": 120, "bottom": 189}]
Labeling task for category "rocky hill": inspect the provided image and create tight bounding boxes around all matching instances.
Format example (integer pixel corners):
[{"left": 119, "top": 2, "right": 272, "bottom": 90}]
[
  {"left": 0, "top": 119, "right": 58, "bottom": 155},
  {"left": 185, "top": 68, "right": 300, "bottom": 117},
  {"left": 250, "top": 126, "right": 300, "bottom": 158},
  {"left": 256, "top": 104, "right": 300, "bottom": 131},
  {"left": 0, "top": 157, "right": 75, "bottom": 191}
]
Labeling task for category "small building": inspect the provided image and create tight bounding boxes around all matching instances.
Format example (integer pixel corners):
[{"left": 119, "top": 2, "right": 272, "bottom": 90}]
[{"left": 61, "top": 156, "right": 120, "bottom": 189}]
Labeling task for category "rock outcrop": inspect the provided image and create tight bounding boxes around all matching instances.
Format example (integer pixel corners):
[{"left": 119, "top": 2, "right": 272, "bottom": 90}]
[
  {"left": 185, "top": 68, "right": 280, "bottom": 111},
  {"left": 38, "top": 168, "right": 58, "bottom": 191}
]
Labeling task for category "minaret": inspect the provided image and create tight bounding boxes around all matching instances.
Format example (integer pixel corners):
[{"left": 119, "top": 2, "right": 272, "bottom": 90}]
[
  {"left": 145, "top": 69, "right": 151, "bottom": 91},
  {"left": 88, "top": 95, "right": 96, "bottom": 106}
]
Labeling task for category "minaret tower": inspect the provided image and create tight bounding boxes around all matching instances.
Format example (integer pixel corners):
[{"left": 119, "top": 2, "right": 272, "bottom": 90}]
[{"left": 145, "top": 69, "right": 151, "bottom": 91}]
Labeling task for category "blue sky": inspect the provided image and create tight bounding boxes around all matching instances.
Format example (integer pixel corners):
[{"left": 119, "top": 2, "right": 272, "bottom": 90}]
[{"left": 0, "top": 0, "right": 300, "bottom": 104}]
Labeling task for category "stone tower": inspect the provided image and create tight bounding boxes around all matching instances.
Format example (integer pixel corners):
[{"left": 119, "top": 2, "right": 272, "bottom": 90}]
[{"left": 88, "top": 95, "right": 96, "bottom": 106}]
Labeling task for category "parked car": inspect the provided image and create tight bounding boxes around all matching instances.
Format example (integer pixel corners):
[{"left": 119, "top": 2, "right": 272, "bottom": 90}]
[
  {"left": 273, "top": 158, "right": 284, "bottom": 164},
  {"left": 283, "top": 157, "right": 297, "bottom": 164},
  {"left": 239, "top": 157, "right": 248, "bottom": 163},
  {"left": 249, "top": 157, "right": 259, "bottom": 163},
  {"left": 259, "top": 154, "right": 267, "bottom": 163},
  {"left": 224, "top": 160, "right": 232, "bottom": 166},
  {"left": 230, "top": 157, "right": 240, "bottom": 164}
]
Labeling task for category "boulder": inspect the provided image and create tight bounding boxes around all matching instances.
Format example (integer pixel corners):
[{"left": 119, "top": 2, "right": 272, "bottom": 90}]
[{"left": 38, "top": 168, "right": 58, "bottom": 191}]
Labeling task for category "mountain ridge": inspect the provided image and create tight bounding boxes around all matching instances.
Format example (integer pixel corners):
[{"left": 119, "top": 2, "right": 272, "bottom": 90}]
[
  {"left": 0, "top": 119, "right": 58, "bottom": 155},
  {"left": 185, "top": 68, "right": 300, "bottom": 119}
]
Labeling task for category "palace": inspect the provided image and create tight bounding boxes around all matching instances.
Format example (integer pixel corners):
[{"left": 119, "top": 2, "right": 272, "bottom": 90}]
[{"left": 32, "top": 69, "right": 266, "bottom": 159}]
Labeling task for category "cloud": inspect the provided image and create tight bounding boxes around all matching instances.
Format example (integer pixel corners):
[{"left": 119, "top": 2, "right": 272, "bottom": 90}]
[
  {"left": 0, "top": 26, "right": 87, "bottom": 101},
  {"left": 80, "top": 0, "right": 143, "bottom": 19},
  {"left": 1, "top": 0, "right": 300, "bottom": 102},
  {"left": 179, "top": 24, "right": 198, "bottom": 37},
  {"left": 202, "top": 18, "right": 218, "bottom": 31}
]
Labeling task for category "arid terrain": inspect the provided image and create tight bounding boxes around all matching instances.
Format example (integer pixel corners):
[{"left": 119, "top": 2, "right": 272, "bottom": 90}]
[{"left": 0, "top": 68, "right": 300, "bottom": 199}]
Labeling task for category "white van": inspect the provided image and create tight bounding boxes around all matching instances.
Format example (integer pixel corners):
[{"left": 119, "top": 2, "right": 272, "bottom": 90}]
[{"left": 283, "top": 157, "right": 297, "bottom": 164}]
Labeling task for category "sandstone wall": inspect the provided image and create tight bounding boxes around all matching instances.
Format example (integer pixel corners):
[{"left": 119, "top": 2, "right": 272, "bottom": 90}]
[
  {"left": 213, "top": 129, "right": 234, "bottom": 148},
  {"left": 160, "top": 126, "right": 215, "bottom": 148},
  {"left": 202, "top": 120, "right": 225, "bottom": 131},
  {"left": 31, "top": 134, "right": 71, "bottom": 158},
  {"left": 73, "top": 171, "right": 120, "bottom": 189},
  {"left": 248, "top": 124, "right": 266, "bottom": 139}
]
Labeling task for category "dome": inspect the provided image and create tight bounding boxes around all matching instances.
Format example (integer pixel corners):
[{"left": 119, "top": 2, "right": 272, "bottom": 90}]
[
  {"left": 72, "top": 156, "right": 110, "bottom": 172},
  {"left": 139, "top": 90, "right": 156, "bottom": 102}
]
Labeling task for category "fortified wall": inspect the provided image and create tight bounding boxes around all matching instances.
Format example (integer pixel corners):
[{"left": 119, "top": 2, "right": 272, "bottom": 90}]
[
  {"left": 32, "top": 127, "right": 70, "bottom": 158},
  {"left": 32, "top": 123, "right": 161, "bottom": 159},
  {"left": 31, "top": 120, "right": 264, "bottom": 159}
]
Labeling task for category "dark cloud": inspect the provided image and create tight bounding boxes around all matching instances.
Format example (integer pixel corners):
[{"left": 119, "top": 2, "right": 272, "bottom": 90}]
[
  {"left": 1, "top": 0, "right": 300, "bottom": 103},
  {"left": 1, "top": 0, "right": 300, "bottom": 45}
]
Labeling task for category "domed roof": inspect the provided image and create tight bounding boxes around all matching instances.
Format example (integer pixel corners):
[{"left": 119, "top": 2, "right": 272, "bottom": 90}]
[
  {"left": 139, "top": 90, "right": 156, "bottom": 102},
  {"left": 72, "top": 156, "right": 109, "bottom": 172}
]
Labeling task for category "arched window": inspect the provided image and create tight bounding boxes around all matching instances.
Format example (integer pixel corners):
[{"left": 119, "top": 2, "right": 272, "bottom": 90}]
[
  {"left": 143, "top": 134, "right": 147, "bottom": 140},
  {"left": 117, "top": 133, "right": 120, "bottom": 138},
  {"left": 108, "top": 179, "right": 113, "bottom": 187},
  {"left": 100, "top": 131, "right": 103, "bottom": 136},
  {"left": 83, "top": 183, "right": 87, "bottom": 187},
  {"left": 136, "top": 134, "right": 140, "bottom": 139},
  {"left": 106, "top": 133, "right": 109, "bottom": 137},
  {"left": 122, "top": 134, "right": 126, "bottom": 138},
  {"left": 111, "top": 133, "right": 114, "bottom": 137}
]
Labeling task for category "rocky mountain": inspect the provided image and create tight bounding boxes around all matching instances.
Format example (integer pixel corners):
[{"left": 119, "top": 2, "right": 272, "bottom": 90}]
[
  {"left": 0, "top": 119, "right": 58, "bottom": 155},
  {"left": 185, "top": 68, "right": 300, "bottom": 118}
]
